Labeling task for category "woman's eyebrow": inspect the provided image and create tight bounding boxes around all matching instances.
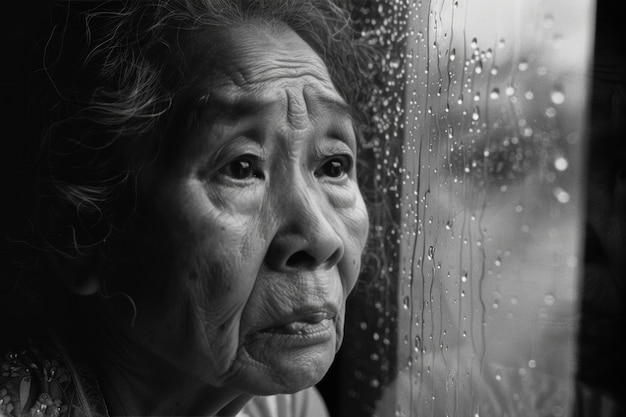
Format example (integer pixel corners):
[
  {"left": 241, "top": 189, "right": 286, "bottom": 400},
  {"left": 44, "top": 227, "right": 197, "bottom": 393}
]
[
  {"left": 311, "top": 95, "right": 363, "bottom": 149},
  {"left": 312, "top": 95, "right": 359, "bottom": 124},
  {"left": 194, "top": 92, "right": 271, "bottom": 123}
]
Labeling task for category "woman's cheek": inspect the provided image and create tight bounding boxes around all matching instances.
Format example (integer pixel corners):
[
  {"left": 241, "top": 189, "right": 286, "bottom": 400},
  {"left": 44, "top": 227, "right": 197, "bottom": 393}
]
[
  {"left": 338, "top": 190, "right": 369, "bottom": 249},
  {"left": 322, "top": 183, "right": 369, "bottom": 244},
  {"left": 322, "top": 181, "right": 359, "bottom": 209},
  {"left": 181, "top": 242, "right": 261, "bottom": 381},
  {"left": 331, "top": 186, "right": 369, "bottom": 294}
]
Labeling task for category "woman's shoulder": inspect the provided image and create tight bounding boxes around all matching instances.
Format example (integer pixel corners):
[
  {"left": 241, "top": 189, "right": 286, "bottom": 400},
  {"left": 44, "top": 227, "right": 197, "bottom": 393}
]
[
  {"left": 0, "top": 329, "right": 108, "bottom": 417},
  {"left": 238, "top": 387, "right": 329, "bottom": 417}
]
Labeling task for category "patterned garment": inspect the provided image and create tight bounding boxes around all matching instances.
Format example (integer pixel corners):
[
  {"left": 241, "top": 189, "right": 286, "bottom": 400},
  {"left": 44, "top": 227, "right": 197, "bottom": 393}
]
[{"left": 0, "top": 331, "right": 107, "bottom": 417}]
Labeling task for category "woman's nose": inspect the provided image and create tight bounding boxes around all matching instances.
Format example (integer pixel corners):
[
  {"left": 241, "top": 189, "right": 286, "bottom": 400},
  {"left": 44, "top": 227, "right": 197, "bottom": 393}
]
[{"left": 266, "top": 189, "right": 344, "bottom": 272}]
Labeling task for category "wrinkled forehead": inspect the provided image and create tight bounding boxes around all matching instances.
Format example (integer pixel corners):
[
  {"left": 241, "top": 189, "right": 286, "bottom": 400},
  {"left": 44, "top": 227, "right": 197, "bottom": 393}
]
[
  {"left": 218, "top": 23, "right": 334, "bottom": 86},
  {"left": 190, "top": 22, "right": 343, "bottom": 107}
]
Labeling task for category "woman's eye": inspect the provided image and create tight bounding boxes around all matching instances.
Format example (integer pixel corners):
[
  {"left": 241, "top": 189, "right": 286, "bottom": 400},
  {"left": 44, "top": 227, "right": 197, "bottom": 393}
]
[
  {"left": 315, "top": 156, "right": 352, "bottom": 179},
  {"left": 218, "top": 157, "right": 264, "bottom": 180}
]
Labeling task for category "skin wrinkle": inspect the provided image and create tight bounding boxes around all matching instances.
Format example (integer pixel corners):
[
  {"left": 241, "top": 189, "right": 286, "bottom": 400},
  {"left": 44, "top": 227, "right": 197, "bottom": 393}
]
[
  {"left": 247, "top": 65, "right": 331, "bottom": 85},
  {"left": 228, "top": 63, "right": 333, "bottom": 89},
  {"left": 286, "top": 87, "right": 311, "bottom": 131},
  {"left": 220, "top": 22, "right": 333, "bottom": 86},
  {"left": 225, "top": 32, "right": 331, "bottom": 84}
]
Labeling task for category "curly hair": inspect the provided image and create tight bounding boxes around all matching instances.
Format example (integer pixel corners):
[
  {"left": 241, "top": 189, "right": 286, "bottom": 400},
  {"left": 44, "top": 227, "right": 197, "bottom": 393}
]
[{"left": 7, "top": 0, "right": 373, "bottom": 290}]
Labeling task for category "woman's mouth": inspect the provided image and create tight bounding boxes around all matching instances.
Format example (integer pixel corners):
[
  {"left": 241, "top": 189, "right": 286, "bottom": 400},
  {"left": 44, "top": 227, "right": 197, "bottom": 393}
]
[{"left": 264, "top": 312, "right": 336, "bottom": 336}]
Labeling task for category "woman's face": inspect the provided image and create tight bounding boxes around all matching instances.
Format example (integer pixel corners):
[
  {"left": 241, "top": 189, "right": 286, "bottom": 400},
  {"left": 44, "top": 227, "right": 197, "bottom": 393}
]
[{"left": 113, "top": 24, "right": 369, "bottom": 394}]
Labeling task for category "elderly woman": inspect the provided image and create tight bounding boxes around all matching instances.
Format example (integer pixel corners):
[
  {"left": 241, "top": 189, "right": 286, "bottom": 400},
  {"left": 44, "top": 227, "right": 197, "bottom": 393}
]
[{"left": 0, "top": 1, "right": 371, "bottom": 416}]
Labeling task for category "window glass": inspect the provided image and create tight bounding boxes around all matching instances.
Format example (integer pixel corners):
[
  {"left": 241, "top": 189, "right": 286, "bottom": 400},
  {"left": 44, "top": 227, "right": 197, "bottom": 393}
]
[{"left": 340, "top": 0, "right": 595, "bottom": 415}]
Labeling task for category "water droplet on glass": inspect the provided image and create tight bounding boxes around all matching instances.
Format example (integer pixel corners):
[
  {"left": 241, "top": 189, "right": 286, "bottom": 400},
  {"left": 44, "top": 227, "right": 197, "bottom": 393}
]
[
  {"left": 494, "top": 257, "right": 502, "bottom": 267},
  {"left": 522, "top": 127, "right": 533, "bottom": 137},
  {"left": 495, "top": 372, "right": 502, "bottom": 381},
  {"left": 473, "top": 92, "right": 481, "bottom": 101},
  {"left": 428, "top": 245, "right": 435, "bottom": 260},
  {"left": 544, "top": 294, "right": 556, "bottom": 305},
  {"left": 450, "top": 48, "right": 456, "bottom": 61},
  {"left": 414, "top": 335, "right": 422, "bottom": 350},
  {"left": 471, "top": 37, "right": 478, "bottom": 49},
  {"left": 554, "top": 157, "right": 568, "bottom": 171},
  {"left": 490, "top": 88, "right": 500, "bottom": 99},
  {"left": 553, "top": 187, "right": 570, "bottom": 203},
  {"left": 457, "top": 94, "right": 464, "bottom": 105},
  {"left": 403, "top": 296, "right": 410, "bottom": 310},
  {"left": 498, "top": 38, "right": 506, "bottom": 48},
  {"left": 551, "top": 89, "right": 566, "bottom": 104},
  {"left": 475, "top": 61, "right": 483, "bottom": 74},
  {"left": 505, "top": 85, "right": 515, "bottom": 96},
  {"left": 472, "top": 107, "right": 480, "bottom": 120},
  {"left": 490, "top": 66, "right": 499, "bottom": 75},
  {"left": 461, "top": 272, "right": 468, "bottom": 282},
  {"left": 518, "top": 60, "right": 529, "bottom": 71},
  {"left": 528, "top": 360, "right": 537, "bottom": 369}
]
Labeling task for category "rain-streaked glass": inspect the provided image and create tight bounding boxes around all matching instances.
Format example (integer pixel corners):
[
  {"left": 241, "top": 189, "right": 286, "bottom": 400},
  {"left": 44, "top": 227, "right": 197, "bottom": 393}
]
[{"left": 340, "top": 0, "right": 595, "bottom": 415}]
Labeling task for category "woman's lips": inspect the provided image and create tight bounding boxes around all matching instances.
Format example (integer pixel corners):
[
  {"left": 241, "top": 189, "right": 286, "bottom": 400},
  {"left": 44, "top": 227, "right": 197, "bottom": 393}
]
[{"left": 263, "top": 311, "right": 336, "bottom": 335}]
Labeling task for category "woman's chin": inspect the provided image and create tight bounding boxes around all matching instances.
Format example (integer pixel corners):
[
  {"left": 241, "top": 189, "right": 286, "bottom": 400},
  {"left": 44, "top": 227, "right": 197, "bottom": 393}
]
[{"left": 232, "top": 326, "right": 339, "bottom": 394}]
